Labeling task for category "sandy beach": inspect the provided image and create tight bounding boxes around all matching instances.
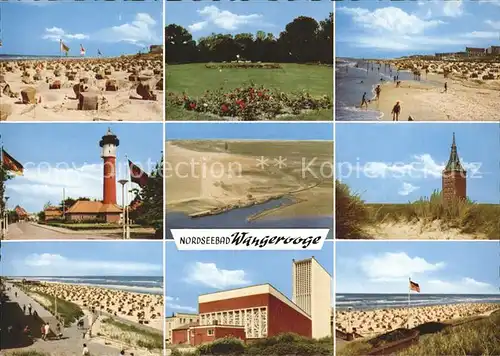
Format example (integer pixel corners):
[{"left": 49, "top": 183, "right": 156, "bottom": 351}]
[
  {"left": 165, "top": 140, "right": 333, "bottom": 218},
  {"left": 0, "top": 55, "right": 163, "bottom": 121},
  {"left": 21, "top": 281, "right": 163, "bottom": 331},
  {"left": 367, "top": 59, "right": 500, "bottom": 121},
  {"left": 336, "top": 303, "right": 499, "bottom": 337}
]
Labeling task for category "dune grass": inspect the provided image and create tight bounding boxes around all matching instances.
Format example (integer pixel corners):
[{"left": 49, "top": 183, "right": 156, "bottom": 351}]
[
  {"left": 101, "top": 317, "right": 163, "bottom": 350},
  {"left": 166, "top": 63, "right": 333, "bottom": 120},
  {"left": 398, "top": 311, "right": 500, "bottom": 356},
  {"left": 338, "top": 311, "right": 500, "bottom": 356},
  {"left": 336, "top": 181, "right": 499, "bottom": 239}
]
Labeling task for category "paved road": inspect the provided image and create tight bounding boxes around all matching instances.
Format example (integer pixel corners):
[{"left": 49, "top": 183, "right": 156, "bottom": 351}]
[
  {"left": 2, "top": 283, "right": 122, "bottom": 355},
  {"left": 5, "top": 222, "right": 116, "bottom": 240}
]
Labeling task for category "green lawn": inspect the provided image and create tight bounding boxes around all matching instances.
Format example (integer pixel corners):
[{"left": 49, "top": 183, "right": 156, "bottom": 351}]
[{"left": 166, "top": 63, "right": 333, "bottom": 121}]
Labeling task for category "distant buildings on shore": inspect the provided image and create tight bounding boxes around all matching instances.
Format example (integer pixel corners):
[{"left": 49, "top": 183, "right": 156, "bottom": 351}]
[
  {"left": 435, "top": 45, "right": 500, "bottom": 59},
  {"left": 149, "top": 45, "right": 163, "bottom": 54}
]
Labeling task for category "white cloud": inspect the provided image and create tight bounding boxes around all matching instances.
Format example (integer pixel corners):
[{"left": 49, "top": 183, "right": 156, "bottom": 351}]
[
  {"left": 354, "top": 154, "right": 481, "bottom": 180},
  {"left": 188, "top": 21, "right": 209, "bottom": 32},
  {"left": 427, "top": 277, "right": 497, "bottom": 294},
  {"left": 485, "top": 19, "right": 500, "bottom": 30},
  {"left": 360, "top": 252, "right": 445, "bottom": 282},
  {"left": 22, "top": 253, "right": 162, "bottom": 276},
  {"left": 185, "top": 262, "right": 250, "bottom": 289},
  {"left": 97, "top": 12, "right": 160, "bottom": 46},
  {"left": 442, "top": 0, "right": 464, "bottom": 18},
  {"left": 165, "top": 296, "right": 197, "bottom": 313},
  {"left": 338, "top": 7, "right": 444, "bottom": 35},
  {"left": 464, "top": 31, "right": 500, "bottom": 39},
  {"left": 189, "top": 5, "right": 262, "bottom": 32},
  {"left": 42, "top": 27, "right": 89, "bottom": 42},
  {"left": 398, "top": 182, "right": 420, "bottom": 196},
  {"left": 6, "top": 162, "right": 145, "bottom": 213}
]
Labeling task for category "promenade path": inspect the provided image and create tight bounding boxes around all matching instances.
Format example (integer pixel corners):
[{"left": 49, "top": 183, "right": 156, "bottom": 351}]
[{"left": 1, "top": 282, "right": 155, "bottom": 355}]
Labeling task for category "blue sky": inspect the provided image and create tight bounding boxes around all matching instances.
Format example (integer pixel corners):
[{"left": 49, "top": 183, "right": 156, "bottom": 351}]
[
  {"left": 336, "top": 1, "right": 500, "bottom": 58},
  {"left": 0, "top": 2, "right": 162, "bottom": 57},
  {"left": 166, "top": 1, "right": 333, "bottom": 40},
  {"left": 337, "top": 241, "right": 500, "bottom": 294},
  {"left": 1, "top": 123, "right": 162, "bottom": 213},
  {"left": 166, "top": 123, "right": 333, "bottom": 141},
  {"left": 1, "top": 241, "right": 163, "bottom": 276},
  {"left": 165, "top": 241, "right": 333, "bottom": 314},
  {"left": 336, "top": 123, "right": 500, "bottom": 204}
]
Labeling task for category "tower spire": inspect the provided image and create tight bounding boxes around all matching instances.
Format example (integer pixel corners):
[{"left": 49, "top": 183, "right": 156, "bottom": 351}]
[{"left": 444, "top": 132, "right": 465, "bottom": 173}]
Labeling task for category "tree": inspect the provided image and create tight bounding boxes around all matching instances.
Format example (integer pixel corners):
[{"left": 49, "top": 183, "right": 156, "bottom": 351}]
[{"left": 129, "top": 155, "right": 163, "bottom": 238}]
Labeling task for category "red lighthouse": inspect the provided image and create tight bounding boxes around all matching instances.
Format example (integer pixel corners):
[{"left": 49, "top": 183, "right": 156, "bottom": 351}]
[{"left": 100, "top": 128, "right": 120, "bottom": 205}]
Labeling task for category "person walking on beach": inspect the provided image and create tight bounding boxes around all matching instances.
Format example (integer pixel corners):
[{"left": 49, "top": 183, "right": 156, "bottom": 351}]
[
  {"left": 44, "top": 322, "right": 50, "bottom": 340},
  {"left": 15, "top": 291, "right": 18, "bottom": 298},
  {"left": 22, "top": 304, "right": 26, "bottom": 314},
  {"left": 444, "top": 82, "right": 448, "bottom": 93},
  {"left": 82, "top": 344, "right": 90, "bottom": 355},
  {"left": 360, "top": 92, "right": 368, "bottom": 109},
  {"left": 391, "top": 101, "right": 401, "bottom": 121},
  {"left": 28, "top": 304, "right": 32, "bottom": 315},
  {"left": 375, "top": 85, "right": 381, "bottom": 100},
  {"left": 41, "top": 324, "right": 46, "bottom": 340}
]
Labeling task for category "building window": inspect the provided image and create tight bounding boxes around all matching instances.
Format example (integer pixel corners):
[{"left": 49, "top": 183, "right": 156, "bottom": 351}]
[{"left": 207, "top": 329, "right": 214, "bottom": 336}]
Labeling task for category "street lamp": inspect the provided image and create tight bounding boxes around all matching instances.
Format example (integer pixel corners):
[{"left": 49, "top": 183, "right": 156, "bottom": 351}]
[
  {"left": 4, "top": 196, "right": 9, "bottom": 234},
  {"left": 118, "top": 180, "right": 128, "bottom": 240}
]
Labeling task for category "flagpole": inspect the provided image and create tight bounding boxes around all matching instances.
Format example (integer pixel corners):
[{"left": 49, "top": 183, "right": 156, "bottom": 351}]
[
  {"left": 408, "top": 277, "right": 411, "bottom": 329},
  {"left": 125, "top": 154, "right": 131, "bottom": 239}
]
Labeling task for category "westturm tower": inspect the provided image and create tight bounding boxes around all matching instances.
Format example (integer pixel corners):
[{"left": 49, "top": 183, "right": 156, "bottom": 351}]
[{"left": 442, "top": 133, "right": 466, "bottom": 203}]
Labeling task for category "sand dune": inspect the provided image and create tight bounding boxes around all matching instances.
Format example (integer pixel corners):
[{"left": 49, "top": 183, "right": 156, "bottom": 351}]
[
  {"left": 336, "top": 303, "right": 499, "bottom": 338},
  {"left": 0, "top": 56, "right": 163, "bottom": 121}
]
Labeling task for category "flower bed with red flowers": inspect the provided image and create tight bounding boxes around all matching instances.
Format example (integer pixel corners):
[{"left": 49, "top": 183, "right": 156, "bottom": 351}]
[
  {"left": 167, "top": 84, "right": 332, "bottom": 120},
  {"left": 205, "top": 62, "right": 282, "bottom": 69}
]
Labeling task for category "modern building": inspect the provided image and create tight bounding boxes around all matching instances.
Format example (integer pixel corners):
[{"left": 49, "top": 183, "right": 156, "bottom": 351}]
[
  {"left": 465, "top": 47, "right": 486, "bottom": 57},
  {"left": 166, "top": 312, "right": 199, "bottom": 344},
  {"left": 292, "top": 257, "right": 332, "bottom": 339},
  {"left": 64, "top": 128, "right": 122, "bottom": 223},
  {"left": 487, "top": 46, "right": 500, "bottom": 55},
  {"left": 442, "top": 133, "right": 466, "bottom": 203},
  {"left": 170, "top": 257, "right": 332, "bottom": 346},
  {"left": 150, "top": 45, "right": 163, "bottom": 54}
]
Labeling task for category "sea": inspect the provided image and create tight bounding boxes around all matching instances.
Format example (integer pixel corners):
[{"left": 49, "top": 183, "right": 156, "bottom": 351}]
[
  {"left": 166, "top": 197, "right": 333, "bottom": 239},
  {"left": 336, "top": 293, "right": 500, "bottom": 311},
  {"left": 15, "top": 276, "right": 163, "bottom": 295},
  {"left": 336, "top": 58, "right": 421, "bottom": 121}
]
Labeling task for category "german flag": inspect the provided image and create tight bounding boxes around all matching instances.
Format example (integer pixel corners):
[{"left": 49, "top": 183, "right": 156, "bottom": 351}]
[
  {"left": 2, "top": 148, "right": 24, "bottom": 175},
  {"left": 129, "top": 160, "right": 149, "bottom": 188},
  {"left": 60, "top": 39, "right": 70, "bottom": 54},
  {"left": 410, "top": 280, "right": 420, "bottom": 293}
]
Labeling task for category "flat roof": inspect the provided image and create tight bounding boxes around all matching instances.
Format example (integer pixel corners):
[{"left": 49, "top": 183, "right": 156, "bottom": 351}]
[{"left": 198, "top": 283, "right": 311, "bottom": 319}]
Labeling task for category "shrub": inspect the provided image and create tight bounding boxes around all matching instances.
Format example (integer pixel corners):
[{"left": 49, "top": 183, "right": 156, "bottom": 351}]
[
  {"left": 197, "top": 337, "right": 246, "bottom": 355},
  {"left": 167, "top": 83, "right": 332, "bottom": 120}
]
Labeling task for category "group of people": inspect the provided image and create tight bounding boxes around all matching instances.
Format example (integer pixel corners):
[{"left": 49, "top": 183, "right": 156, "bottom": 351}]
[{"left": 82, "top": 344, "right": 135, "bottom": 356}]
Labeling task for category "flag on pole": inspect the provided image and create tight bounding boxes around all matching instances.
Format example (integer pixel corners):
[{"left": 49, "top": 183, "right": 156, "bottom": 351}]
[
  {"left": 80, "top": 44, "right": 85, "bottom": 56},
  {"left": 60, "top": 39, "right": 69, "bottom": 54},
  {"left": 128, "top": 160, "right": 149, "bottom": 188},
  {"left": 409, "top": 280, "right": 420, "bottom": 293},
  {"left": 98, "top": 49, "right": 102, "bottom": 56},
  {"left": 0, "top": 40, "right": 3, "bottom": 47},
  {"left": 1, "top": 148, "right": 24, "bottom": 176}
]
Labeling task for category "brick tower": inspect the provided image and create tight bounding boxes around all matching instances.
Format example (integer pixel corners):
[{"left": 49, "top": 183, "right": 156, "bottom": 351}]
[
  {"left": 442, "top": 133, "right": 466, "bottom": 203},
  {"left": 100, "top": 128, "right": 120, "bottom": 204}
]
